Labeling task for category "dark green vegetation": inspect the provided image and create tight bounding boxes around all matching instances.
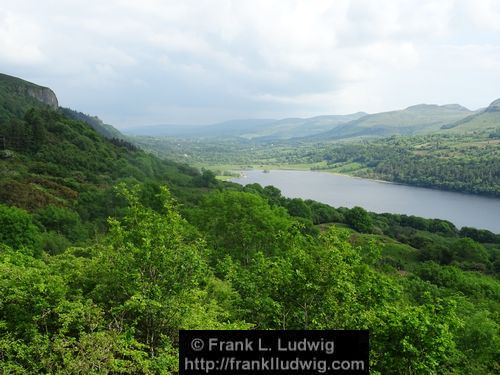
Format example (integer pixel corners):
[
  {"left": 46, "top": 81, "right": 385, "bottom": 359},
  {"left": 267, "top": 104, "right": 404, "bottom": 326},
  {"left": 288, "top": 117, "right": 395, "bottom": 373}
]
[
  {"left": 134, "top": 130, "right": 499, "bottom": 196},
  {"left": 312, "top": 134, "right": 499, "bottom": 196},
  {"left": 1, "top": 74, "right": 499, "bottom": 374},
  {"left": 60, "top": 107, "right": 124, "bottom": 140},
  {"left": 0, "top": 73, "right": 58, "bottom": 122}
]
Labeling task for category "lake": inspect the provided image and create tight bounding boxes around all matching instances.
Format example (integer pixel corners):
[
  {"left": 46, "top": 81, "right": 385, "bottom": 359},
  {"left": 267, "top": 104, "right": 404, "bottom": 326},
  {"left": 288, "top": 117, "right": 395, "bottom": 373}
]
[{"left": 231, "top": 170, "right": 500, "bottom": 233}]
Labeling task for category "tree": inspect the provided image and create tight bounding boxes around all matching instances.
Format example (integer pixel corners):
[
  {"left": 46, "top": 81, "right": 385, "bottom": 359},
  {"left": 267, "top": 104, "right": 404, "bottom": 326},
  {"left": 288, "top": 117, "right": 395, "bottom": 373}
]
[
  {"left": 87, "top": 184, "right": 247, "bottom": 364},
  {"left": 285, "top": 198, "right": 312, "bottom": 219},
  {"left": 345, "top": 206, "right": 373, "bottom": 233},
  {"left": 34, "top": 205, "right": 86, "bottom": 243},
  {"left": 193, "top": 169, "right": 217, "bottom": 187},
  {"left": 371, "top": 295, "right": 462, "bottom": 374},
  {"left": 190, "top": 190, "right": 298, "bottom": 264},
  {"left": 0, "top": 204, "right": 40, "bottom": 253}
]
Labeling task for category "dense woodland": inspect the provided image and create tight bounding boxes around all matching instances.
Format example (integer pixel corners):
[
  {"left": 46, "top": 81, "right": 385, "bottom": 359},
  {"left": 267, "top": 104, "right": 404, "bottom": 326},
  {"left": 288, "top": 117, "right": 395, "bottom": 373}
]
[
  {"left": 0, "top": 94, "right": 499, "bottom": 373},
  {"left": 137, "top": 131, "right": 499, "bottom": 197},
  {"left": 134, "top": 131, "right": 499, "bottom": 197}
]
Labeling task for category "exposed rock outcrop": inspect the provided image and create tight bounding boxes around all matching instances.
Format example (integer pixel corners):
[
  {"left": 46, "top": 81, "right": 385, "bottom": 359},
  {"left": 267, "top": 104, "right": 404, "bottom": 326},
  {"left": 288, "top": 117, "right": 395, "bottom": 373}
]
[
  {"left": 0, "top": 73, "right": 59, "bottom": 109},
  {"left": 15, "top": 84, "right": 59, "bottom": 109}
]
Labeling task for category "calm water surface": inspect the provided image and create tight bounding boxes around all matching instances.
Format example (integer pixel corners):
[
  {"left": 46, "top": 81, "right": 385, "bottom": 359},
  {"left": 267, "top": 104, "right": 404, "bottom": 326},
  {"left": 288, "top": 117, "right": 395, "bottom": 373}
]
[{"left": 231, "top": 170, "right": 500, "bottom": 233}]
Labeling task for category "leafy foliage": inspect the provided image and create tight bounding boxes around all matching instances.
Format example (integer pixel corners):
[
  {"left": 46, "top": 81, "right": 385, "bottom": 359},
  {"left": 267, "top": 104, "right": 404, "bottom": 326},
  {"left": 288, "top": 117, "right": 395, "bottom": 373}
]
[
  {"left": 0, "top": 77, "right": 498, "bottom": 373},
  {"left": 0, "top": 204, "right": 40, "bottom": 253},
  {"left": 134, "top": 131, "right": 500, "bottom": 196}
]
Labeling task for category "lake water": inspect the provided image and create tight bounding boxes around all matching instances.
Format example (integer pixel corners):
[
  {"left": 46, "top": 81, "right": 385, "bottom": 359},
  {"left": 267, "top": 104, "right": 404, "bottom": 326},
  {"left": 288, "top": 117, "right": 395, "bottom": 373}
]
[{"left": 231, "top": 170, "right": 500, "bottom": 233}]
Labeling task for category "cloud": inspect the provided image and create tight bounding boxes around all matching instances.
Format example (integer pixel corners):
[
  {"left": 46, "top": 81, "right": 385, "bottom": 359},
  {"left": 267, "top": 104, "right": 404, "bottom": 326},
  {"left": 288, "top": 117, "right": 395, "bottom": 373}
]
[
  {"left": 0, "top": 0, "right": 499, "bottom": 126},
  {"left": 0, "top": 9, "right": 46, "bottom": 65}
]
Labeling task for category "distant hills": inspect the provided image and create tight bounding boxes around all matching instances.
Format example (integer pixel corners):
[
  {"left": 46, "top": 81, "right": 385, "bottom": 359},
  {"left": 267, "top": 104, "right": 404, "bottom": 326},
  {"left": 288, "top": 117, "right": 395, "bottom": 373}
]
[
  {"left": 307, "top": 103, "right": 475, "bottom": 140},
  {"left": 124, "top": 119, "right": 277, "bottom": 138},
  {"left": 441, "top": 98, "right": 500, "bottom": 134},
  {"left": 125, "top": 100, "right": 499, "bottom": 141},
  {"left": 2, "top": 71, "right": 498, "bottom": 143},
  {"left": 123, "top": 112, "right": 367, "bottom": 139},
  {"left": 239, "top": 113, "right": 368, "bottom": 140}
]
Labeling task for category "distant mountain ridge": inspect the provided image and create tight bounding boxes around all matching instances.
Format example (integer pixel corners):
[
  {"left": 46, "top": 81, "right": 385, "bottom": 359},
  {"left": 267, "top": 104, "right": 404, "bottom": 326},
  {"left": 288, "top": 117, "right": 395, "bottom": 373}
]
[
  {"left": 124, "top": 112, "right": 368, "bottom": 139},
  {"left": 125, "top": 100, "right": 497, "bottom": 141},
  {"left": 240, "top": 112, "right": 368, "bottom": 140},
  {"left": 307, "top": 103, "right": 476, "bottom": 141},
  {"left": 441, "top": 98, "right": 500, "bottom": 133},
  {"left": 2, "top": 72, "right": 497, "bottom": 142}
]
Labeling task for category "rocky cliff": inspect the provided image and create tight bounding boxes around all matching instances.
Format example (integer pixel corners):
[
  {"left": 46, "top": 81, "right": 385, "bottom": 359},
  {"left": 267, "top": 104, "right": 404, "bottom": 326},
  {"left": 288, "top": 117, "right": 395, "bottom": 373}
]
[
  {"left": 0, "top": 73, "right": 58, "bottom": 109},
  {"left": 23, "top": 85, "right": 58, "bottom": 108}
]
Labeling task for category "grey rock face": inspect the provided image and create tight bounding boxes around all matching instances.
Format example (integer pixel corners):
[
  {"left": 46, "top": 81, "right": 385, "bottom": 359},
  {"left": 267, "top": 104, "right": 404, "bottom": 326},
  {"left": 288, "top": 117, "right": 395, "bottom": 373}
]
[{"left": 23, "top": 86, "right": 59, "bottom": 108}]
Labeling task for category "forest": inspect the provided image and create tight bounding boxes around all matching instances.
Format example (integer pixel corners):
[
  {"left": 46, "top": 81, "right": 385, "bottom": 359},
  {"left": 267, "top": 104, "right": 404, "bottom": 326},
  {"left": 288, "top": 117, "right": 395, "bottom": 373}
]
[
  {"left": 132, "top": 131, "right": 499, "bottom": 197},
  {"left": 0, "top": 104, "right": 499, "bottom": 374}
]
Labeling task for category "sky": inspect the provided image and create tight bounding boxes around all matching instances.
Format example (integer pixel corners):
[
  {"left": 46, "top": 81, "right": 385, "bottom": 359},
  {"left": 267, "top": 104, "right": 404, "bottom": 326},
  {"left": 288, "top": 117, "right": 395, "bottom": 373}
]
[{"left": 1, "top": 0, "right": 500, "bottom": 128}]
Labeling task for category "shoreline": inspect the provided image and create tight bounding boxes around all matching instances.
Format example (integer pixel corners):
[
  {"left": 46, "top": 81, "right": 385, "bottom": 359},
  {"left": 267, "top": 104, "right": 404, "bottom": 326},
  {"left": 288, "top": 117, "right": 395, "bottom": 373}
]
[{"left": 226, "top": 166, "right": 500, "bottom": 200}]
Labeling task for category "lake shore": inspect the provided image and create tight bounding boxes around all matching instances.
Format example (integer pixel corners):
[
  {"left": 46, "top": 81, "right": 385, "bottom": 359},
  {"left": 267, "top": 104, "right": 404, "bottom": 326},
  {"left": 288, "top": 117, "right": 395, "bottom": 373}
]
[
  {"left": 208, "top": 163, "right": 498, "bottom": 199},
  {"left": 230, "top": 169, "right": 500, "bottom": 233}
]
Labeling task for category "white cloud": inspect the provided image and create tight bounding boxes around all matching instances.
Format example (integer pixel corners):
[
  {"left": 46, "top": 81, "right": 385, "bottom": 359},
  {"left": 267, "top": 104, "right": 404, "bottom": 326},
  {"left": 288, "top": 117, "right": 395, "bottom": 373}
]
[
  {"left": 0, "top": 10, "right": 46, "bottom": 65},
  {"left": 0, "top": 0, "right": 499, "bottom": 125}
]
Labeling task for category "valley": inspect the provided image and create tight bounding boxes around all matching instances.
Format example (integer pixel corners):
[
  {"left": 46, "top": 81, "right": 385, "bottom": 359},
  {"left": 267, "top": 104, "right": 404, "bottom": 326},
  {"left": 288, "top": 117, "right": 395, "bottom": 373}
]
[{"left": 0, "top": 73, "right": 499, "bottom": 374}]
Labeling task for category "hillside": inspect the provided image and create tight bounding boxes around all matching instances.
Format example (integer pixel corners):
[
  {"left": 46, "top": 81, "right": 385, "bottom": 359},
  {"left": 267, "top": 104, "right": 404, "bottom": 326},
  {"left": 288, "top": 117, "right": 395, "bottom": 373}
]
[
  {"left": 442, "top": 98, "right": 500, "bottom": 134},
  {"left": 0, "top": 75, "right": 215, "bottom": 228},
  {"left": 309, "top": 103, "right": 473, "bottom": 140},
  {"left": 60, "top": 107, "right": 125, "bottom": 139},
  {"left": 0, "top": 74, "right": 499, "bottom": 374},
  {"left": 126, "top": 102, "right": 479, "bottom": 142},
  {"left": 0, "top": 73, "right": 58, "bottom": 121},
  {"left": 239, "top": 112, "right": 368, "bottom": 139}
]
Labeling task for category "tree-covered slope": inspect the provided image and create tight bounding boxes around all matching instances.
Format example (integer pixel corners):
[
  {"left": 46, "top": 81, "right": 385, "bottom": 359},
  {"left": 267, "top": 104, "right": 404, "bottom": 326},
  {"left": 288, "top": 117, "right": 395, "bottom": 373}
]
[
  {"left": 0, "top": 108, "right": 205, "bottom": 210},
  {"left": 0, "top": 74, "right": 216, "bottom": 239},
  {"left": 1, "top": 182, "right": 498, "bottom": 374},
  {"left": 60, "top": 107, "right": 125, "bottom": 140},
  {"left": 0, "top": 74, "right": 498, "bottom": 374}
]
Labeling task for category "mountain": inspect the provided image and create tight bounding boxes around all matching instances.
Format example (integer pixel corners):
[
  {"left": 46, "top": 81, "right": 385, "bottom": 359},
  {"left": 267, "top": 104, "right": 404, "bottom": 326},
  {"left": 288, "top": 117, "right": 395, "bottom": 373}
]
[
  {"left": 308, "top": 103, "right": 473, "bottom": 140},
  {"left": 0, "top": 73, "right": 58, "bottom": 121},
  {"left": 0, "top": 73, "right": 209, "bottom": 212},
  {"left": 126, "top": 102, "right": 479, "bottom": 142},
  {"left": 124, "top": 119, "right": 277, "bottom": 137},
  {"left": 441, "top": 98, "right": 500, "bottom": 134},
  {"left": 124, "top": 112, "right": 367, "bottom": 139},
  {"left": 60, "top": 107, "right": 125, "bottom": 139},
  {"left": 239, "top": 112, "right": 368, "bottom": 140},
  {"left": 0, "top": 73, "right": 125, "bottom": 141}
]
